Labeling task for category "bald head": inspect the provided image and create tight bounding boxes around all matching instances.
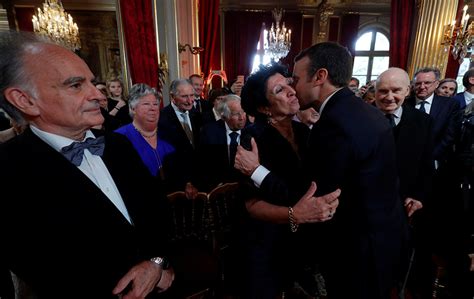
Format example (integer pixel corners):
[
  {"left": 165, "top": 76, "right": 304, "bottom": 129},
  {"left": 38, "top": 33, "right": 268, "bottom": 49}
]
[{"left": 375, "top": 67, "right": 411, "bottom": 114}]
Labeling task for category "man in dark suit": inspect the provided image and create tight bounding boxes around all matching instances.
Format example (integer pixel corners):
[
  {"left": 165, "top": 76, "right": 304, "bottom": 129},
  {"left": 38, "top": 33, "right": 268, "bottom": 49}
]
[
  {"left": 406, "top": 67, "right": 461, "bottom": 167},
  {"left": 158, "top": 79, "right": 202, "bottom": 197},
  {"left": 407, "top": 67, "right": 468, "bottom": 297},
  {"left": 454, "top": 68, "right": 474, "bottom": 110},
  {"left": 197, "top": 94, "right": 249, "bottom": 191},
  {"left": 189, "top": 74, "right": 210, "bottom": 113},
  {"left": 291, "top": 42, "right": 408, "bottom": 299},
  {"left": 0, "top": 32, "right": 173, "bottom": 298},
  {"left": 375, "top": 67, "right": 435, "bottom": 297}
]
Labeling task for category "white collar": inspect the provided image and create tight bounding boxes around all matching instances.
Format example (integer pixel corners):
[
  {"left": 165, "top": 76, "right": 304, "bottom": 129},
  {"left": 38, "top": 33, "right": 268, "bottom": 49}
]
[{"left": 30, "top": 125, "right": 96, "bottom": 152}]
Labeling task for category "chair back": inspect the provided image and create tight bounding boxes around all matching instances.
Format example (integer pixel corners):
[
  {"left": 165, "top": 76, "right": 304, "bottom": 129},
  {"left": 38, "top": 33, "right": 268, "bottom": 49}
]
[
  {"left": 207, "top": 182, "right": 240, "bottom": 234},
  {"left": 167, "top": 191, "right": 211, "bottom": 242}
]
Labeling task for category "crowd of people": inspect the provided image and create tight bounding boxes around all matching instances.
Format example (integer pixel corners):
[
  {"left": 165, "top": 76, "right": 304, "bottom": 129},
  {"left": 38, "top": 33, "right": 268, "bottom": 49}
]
[{"left": 0, "top": 30, "right": 473, "bottom": 299}]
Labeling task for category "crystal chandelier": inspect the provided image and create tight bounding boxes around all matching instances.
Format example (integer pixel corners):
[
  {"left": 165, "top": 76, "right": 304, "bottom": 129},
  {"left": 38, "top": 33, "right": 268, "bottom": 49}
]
[
  {"left": 32, "top": 0, "right": 81, "bottom": 51},
  {"left": 441, "top": 5, "right": 473, "bottom": 63},
  {"left": 265, "top": 8, "right": 291, "bottom": 61}
]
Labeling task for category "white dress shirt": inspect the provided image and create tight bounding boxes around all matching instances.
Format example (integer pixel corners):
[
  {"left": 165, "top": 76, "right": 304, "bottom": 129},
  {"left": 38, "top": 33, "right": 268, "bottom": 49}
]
[{"left": 30, "top": 125, "right": 132, "bottom": 224}]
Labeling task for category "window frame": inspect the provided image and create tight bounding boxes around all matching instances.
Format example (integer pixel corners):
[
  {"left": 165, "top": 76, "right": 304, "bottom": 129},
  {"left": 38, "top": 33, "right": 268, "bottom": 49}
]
[{"left": 353, "top": 28, "right": 390, "bottom": 84}]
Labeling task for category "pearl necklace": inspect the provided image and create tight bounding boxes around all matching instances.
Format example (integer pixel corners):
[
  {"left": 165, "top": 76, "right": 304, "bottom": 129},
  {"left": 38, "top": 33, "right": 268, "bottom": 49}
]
[{"left": 133, "top": 124, "right": 157, "bottom": 138}]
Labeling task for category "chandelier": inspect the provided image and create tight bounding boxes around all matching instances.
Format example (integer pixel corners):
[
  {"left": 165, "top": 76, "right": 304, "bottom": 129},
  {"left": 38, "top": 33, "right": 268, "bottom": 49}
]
[
  {"left": 32, "top": 0, "right": 81, "bottom": 51},
  {"left": 441, "top": 5, "right": 473, "bottom": 63},
  {"left": 265, "top": 8, "right": 291, "bottom": 61}
]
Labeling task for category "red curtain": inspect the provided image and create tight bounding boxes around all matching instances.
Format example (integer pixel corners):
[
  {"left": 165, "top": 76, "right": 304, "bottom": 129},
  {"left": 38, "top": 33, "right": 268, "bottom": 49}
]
[
  {"left": 119, "top": 0, "right": 159, "bottom": 89},
  {"left": 198, "top": 0, "right": 220, "bottom": 79},
  {"left": 224, "top": 11, "right": 272, "bottom": 81},
  {"left": 15, "top": 7, "right": 34, "bottom": 32},
  {"left": 389, "top": 0, "right": 415, "bottom": 69},
  {"left": 339, "top": 14, "right": 360, "bottom": 56},
  {"left": 445, "top": 0, "right": 465, "bottom": 79},
  {"left": 279, "top": 12, "right": 303, "bottom": 71}
]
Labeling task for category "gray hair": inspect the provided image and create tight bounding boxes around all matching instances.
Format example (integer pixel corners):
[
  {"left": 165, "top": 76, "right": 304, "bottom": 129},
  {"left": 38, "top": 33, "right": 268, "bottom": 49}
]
[
  {"left": 169, "top": 78, "right": 194, "bottom": 97},
  {"left": 128, "top": 83, "right": 160, "bottom": 117},
  {"left": 219, "top": 94, "right": 241, "bottom": 119},
  {"left": 414, "top": 67, "right": 441, "bottom": 81},
  {"left": 0, "top": 31, "right": 49, "bottom": 124}
]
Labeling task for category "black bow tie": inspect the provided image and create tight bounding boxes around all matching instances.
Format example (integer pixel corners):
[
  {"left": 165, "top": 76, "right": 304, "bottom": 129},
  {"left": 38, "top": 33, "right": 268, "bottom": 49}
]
[{"left": 60, "top": 136, "right": 105, "bottom": 166}]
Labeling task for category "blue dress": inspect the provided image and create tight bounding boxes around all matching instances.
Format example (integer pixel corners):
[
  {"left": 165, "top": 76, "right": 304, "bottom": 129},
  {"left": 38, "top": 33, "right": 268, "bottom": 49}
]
[{"left": 115, "top": 123, "right": 175, "bottom": 177}]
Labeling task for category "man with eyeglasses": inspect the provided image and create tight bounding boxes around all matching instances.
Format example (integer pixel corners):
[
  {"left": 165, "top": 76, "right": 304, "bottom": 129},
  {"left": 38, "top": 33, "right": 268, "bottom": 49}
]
[{"left": 407, "top": 68, "right": 467, "bottom": 297}]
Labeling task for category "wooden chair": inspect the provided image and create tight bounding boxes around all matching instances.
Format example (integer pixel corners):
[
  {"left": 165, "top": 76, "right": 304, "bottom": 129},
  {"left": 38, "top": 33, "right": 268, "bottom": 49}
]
[
  {"left": 166, "top": 191, "right": 219, "bottom": 299},
  {"left": 207, "top": 182, "right": 242, "bottom": 295}
]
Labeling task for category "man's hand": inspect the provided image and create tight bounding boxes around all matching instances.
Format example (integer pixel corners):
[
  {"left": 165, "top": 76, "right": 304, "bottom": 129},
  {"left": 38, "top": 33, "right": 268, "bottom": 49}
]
[
  {"left": 292, "top": 181, "right": 340, "bottom": 223},
  {"left": 112, "top": 260, "right": 174, "bottom": 298},
  {"left": 404, "top": 197, "right": 423, "bottom": 217},
  {"left": 234, "top": 137, "right": 260, "bottom": 176}
]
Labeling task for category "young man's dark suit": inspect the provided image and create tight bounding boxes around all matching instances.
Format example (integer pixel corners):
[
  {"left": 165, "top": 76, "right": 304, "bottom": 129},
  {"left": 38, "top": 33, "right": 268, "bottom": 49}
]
[
  {"left": 305, "top": 87, "right": 409, "bottom": 299},
  {"left": 158, "top": 104, "right": 201, "bottom": 192},
  {"left": 0, "top": 128, "right": 171, "bottom": 299},
  {"left": 197, "top": 119, "right": 249, "bottom": 192}
]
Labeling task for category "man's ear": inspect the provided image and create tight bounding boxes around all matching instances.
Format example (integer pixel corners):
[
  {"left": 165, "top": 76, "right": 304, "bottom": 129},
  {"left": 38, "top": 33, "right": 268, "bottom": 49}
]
[
  {"left": 312, "top": 68, "right": 329, "bottom": 86},
  {"left": 3, "top": 87, "right": 40, "bottom": 116}
]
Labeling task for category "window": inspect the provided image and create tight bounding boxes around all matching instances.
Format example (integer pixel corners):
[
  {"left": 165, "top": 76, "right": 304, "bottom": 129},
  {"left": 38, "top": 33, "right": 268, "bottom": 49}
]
[
  {"left": 456, "top": 57, "right": 471, "bottom": 93},
  {"left": 251, "top": 29, "right": 271, "bottom": 73},
  {"left": 352, "top": 30, "right": 390, "bottom": 85}
]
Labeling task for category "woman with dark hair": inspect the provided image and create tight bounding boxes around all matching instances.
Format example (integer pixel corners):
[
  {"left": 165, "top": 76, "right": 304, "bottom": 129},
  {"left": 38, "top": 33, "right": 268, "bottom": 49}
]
[{"left": 238, "top": 63, "right": 340, "bottom": 298}]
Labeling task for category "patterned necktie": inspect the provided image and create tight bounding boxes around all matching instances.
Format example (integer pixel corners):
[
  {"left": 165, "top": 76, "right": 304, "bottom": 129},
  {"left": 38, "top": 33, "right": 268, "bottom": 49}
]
[
  {"left": 61, "top": 136, "right": 105, "bottom": 166},
  {"left": 419, "top": 100, "right": 426, "bottom": 113},
  {"left": 229, "top": 131, "right": 239, "bottom": 166},
  {"left": 180, "top": 112, "right": 194, "bottom": 146},
  {"left": 385, "top": 113, "right": 396, "bottom": 128}
]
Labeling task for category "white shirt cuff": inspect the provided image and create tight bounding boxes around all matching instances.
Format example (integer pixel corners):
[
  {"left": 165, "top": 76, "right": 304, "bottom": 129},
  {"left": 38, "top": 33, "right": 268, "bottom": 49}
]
[{"left": 250, "top": 165, "right": 270, "bottom": 188}]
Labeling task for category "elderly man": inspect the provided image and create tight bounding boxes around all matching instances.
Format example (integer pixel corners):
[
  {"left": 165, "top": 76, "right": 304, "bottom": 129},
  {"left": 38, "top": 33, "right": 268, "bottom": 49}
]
[
  {"left": 197, "top": 94, "right": 249, "bottom": 191},
  {"left": 0, "top": 31, "right": 173, "bottom": 298},
  {"left": 158, "top": 79, "right": 201, "bottom": 197},
  {"left": 375, "top": 67, "right": 435, "bottom": 297}
]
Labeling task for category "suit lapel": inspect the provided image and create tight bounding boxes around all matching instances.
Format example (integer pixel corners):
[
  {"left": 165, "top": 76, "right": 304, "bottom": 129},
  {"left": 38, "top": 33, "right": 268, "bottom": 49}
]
[{"left": 430, "top": 96, "right": 442, "bottom": 119}]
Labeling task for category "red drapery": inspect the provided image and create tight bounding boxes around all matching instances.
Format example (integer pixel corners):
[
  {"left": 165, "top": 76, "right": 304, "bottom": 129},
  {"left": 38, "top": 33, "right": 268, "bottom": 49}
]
[
  {"left": 389, "top": 0, "right": 414, "bottom": 69},
  {"left": 119, "top": 0, "right": 159, "bottom": 89},
  {"left": 14, "top": 7, "right": 34, "bottom": 32},
  {"left": 445, "top": 0, "right": 465, "bottom": 79},
  {"left": 279, "top": 12, "right": 303, "bottom": 71},
  {"left": 224, "top": 11, "right": 271, "bottom": 82},
  {"left": 198, "top": 0, "right": 220, "bottom": 80},
  {"left": 339, "top": 14, "right": 360, "bottom": 56}
]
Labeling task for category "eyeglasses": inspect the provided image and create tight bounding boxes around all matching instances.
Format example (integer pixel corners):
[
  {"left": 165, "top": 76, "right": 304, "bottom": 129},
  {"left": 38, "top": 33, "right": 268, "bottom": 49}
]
[{"left": 414, "top": 81, "right": 436, "bottom": 87}]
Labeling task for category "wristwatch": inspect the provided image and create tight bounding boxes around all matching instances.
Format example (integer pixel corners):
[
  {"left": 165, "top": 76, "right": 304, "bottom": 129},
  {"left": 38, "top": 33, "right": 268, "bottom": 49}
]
[{"left": 150, "top": 256, "right": 170, "bottom": 269}]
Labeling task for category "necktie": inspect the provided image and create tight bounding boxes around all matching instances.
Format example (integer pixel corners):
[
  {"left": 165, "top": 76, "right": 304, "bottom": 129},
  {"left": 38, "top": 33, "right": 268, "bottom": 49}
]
[
  {"left": 61, "top": 136, "right": 105, "bottom": 166},
  {"left": 195, "top": 99, "right": 201, "bottom": 113},
  {"left": 385, "top": 113, "right": 396, "bottom": 128},
  {"left": 419, "top": 100, "right": 426, "bottom": 113},
  {"left": 180, "top": 112, "right": 194, "bottom": 146},
  {"left": 229, "top": 131, "right": 239, "bottom": 166}
]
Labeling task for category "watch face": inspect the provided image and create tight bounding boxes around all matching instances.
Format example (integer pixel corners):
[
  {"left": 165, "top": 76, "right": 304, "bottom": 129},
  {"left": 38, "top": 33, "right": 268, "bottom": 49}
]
[
  {"left": 151, "top": 257, "right": 164, "bottom": 265},
  {"left": 150, "top": 257, "right": 170, "bottom": 269}
]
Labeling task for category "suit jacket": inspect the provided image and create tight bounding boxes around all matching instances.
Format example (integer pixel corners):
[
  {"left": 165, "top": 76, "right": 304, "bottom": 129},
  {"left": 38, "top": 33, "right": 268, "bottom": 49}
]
[
  {"left": 0, "top": 129, "right": 171, "bottom": 298},
  {"left": 394, "top": 104, "right": 434, "bottom": 204},
  {"left": 406, "top": 95, "right": 461, "bottom": 163},
  {"left": 453, "top": 92, "right": 467, "bottom": 110},
  {"left": 305, "top": 87, "right": 408, "bottom": 299},
  {"left": 196, "top": 119, "right": 250, "bottom": 191},
  {"left": 158, "top": 104, "right": 201, "bottom": 191}
]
